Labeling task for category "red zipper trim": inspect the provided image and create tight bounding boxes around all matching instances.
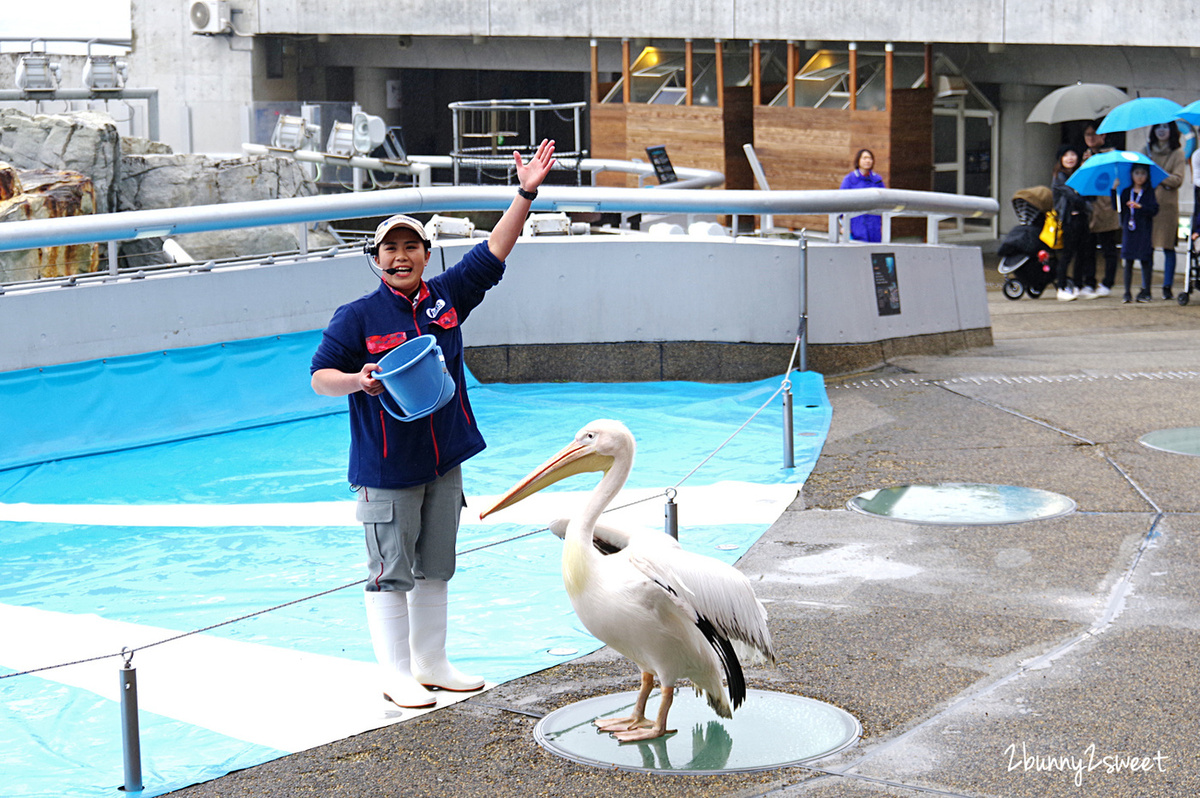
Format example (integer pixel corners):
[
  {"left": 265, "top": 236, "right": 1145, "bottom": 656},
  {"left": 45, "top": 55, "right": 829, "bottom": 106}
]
[
  {"left": 428, "top": 415, "right": 440, "bottom": 463},
  {"left": 458, "top": 390, "right": 471, "bottom": 425},
  {"left": 379, "top": 411, "right": 388, "bottom": 458},
  {"left": 410, "top": 302, "right": 444, "bottom": 466}
]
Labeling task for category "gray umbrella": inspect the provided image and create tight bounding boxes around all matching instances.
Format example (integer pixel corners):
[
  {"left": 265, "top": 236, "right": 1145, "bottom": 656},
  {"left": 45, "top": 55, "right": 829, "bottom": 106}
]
[{"left": 1025, "top": 83, "right": 1131, "bottom": 124}]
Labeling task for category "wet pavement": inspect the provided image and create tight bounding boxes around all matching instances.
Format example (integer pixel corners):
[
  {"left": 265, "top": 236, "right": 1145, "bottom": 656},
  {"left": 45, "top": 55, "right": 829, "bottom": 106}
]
[{"left": 168, "top": 275, "right": 1200, "bottom": 798}]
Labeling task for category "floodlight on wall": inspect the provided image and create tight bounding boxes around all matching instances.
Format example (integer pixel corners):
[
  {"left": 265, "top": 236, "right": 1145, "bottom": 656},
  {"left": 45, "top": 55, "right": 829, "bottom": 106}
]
[
  {"left": 326, "top": 122, "right": 356, "bottom": 157},
  {"left": 189, "top": 0, "right": 231, "bottom": 35},
  {"left": 84, "top": 55, "right": 129, "bottom": 91},
  {"left": 15, "top": 54, "right": 62, "bottom": 92},
  {"left": 270, "top": 114, "right": 319, "bottom": 150}
]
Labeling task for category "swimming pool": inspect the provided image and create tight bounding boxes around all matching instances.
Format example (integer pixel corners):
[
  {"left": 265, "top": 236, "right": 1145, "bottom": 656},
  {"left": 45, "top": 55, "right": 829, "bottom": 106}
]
[{"left": 0, "top": 331, "right": 829, "bottom": 797}]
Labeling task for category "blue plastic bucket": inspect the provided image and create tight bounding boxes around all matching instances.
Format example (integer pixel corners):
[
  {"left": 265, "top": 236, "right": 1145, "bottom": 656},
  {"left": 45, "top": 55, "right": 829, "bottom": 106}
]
[{"left": 371, "top": 335, "right": 456, "bottom": 422}]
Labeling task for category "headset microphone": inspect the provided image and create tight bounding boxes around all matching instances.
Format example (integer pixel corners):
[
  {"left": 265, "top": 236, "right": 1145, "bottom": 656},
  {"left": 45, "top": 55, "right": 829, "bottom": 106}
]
[
  {"left": 363, "top": 243, "right": 408, "bottom": 276},
  {"left": 363, "top": 240, "right": 386, "bottom": 277}
]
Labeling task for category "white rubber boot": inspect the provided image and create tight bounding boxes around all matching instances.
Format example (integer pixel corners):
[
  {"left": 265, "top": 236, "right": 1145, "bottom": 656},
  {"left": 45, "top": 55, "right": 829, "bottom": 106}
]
[
  {"left": 363, "top": 590, "right": 436, "bottom": 709},
  {"left": 408, "top": 579, "right": 485, "bottom": 692}
]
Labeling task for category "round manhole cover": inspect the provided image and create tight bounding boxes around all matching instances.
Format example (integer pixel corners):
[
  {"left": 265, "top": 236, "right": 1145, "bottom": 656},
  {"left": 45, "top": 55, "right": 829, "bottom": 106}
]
[
  {"left": 847, "top": 483, "right": 1075, "bottom": 525},
  {"left": 534, "top": 689, "right": 859, "bottom": 774},
  {"left": 1140, "top": 427, "right": 1200, "bottom": 457}
]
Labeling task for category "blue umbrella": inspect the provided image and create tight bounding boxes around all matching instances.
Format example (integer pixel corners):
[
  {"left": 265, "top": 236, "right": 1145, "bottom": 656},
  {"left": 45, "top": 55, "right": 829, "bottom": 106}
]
[
  {"left": 1097, "top": 97, "right": 1185, "bottom": 134},
  {"left": 1176, "top": 99, "right": 1200, "bottom": 126},
  {"left": 1065, "top": 150, "right": 1170, "bottom": 196}
]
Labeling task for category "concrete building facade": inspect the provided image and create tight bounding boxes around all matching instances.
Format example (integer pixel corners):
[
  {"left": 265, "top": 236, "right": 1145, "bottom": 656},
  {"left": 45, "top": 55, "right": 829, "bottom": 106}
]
[{"left": 10, "top": 1, "right": 1200, "bottom": 230}]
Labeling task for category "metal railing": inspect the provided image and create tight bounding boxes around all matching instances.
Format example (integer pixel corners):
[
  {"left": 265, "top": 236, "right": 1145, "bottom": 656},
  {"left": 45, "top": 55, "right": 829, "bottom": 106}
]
[
  {"left": 0, "top": 185, "right": 997, "bottom": 254},
  {"left": 238, "top": 148, "right": 727, "bottom": 192}
]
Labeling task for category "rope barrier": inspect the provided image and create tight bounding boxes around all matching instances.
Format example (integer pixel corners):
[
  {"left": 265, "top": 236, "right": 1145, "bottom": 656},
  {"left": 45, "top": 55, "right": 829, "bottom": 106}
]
[
  {"left": 1, "top": 352, "right": 807, "bottom": 682},
  {"left": 0, "top": 578, "right": 367, "bottom": 680}
]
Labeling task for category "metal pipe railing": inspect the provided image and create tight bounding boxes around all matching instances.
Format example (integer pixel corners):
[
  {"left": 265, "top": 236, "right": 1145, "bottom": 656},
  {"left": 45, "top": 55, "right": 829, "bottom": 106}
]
[
  {"left": 0, "top": 88, "right": 159, "bottom": 141},
  {"left": 0, "top": 186, "right": 997, "bottom": 253},
  {"left": 241, "top": 143, "right": 433, "bottom": 187}
]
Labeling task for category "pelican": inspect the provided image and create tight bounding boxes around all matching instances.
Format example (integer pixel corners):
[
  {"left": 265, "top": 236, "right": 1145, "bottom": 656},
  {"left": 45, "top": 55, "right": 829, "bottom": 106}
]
[{"left": 480, "top": 419, "right": 775, "bottom": 741}]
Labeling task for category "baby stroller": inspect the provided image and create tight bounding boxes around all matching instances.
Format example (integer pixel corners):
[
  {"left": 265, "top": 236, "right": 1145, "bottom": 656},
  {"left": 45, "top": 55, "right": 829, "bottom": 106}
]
[
  {"left": 996, "top": 186, "right": 1057, "bottom": 300},
  {"left": 1177, "top": 237, "right": 1200, "bottom": 305}
]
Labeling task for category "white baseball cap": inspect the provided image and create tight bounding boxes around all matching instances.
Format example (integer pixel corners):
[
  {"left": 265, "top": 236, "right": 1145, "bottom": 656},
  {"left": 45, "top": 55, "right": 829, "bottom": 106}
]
[{"left": 373, "top": 214, "right": 430, "bottom": 246}]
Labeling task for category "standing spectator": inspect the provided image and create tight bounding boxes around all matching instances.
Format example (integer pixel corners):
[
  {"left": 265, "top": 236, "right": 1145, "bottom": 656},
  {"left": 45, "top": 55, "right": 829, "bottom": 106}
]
[
  {"left": 1145, "top": 123, "right": 1185, "bottom": 298},
  {"left": 1050, "top": 144, "right": 1088, "bottom": 301},
  {"left": 1077, "top": 121, "right": 1121, "bottom": 297},
  {"left": 839, "top": 148, "right": 885, "bottom": 242},
  {"left": 1115, "top": 164, "right": 1159, "bottom": 303}
]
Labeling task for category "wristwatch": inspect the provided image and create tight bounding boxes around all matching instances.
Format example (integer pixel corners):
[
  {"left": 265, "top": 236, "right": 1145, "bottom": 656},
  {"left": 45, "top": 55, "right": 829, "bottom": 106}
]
[{"left": 517, "top": 187, "right": 538, "bottom": 201}]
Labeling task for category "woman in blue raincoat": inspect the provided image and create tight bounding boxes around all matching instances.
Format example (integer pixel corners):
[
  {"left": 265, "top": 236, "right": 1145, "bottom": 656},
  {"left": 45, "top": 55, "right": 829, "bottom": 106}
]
[{"left": 840, "top": 148, "right": 885, "bottom": 242}]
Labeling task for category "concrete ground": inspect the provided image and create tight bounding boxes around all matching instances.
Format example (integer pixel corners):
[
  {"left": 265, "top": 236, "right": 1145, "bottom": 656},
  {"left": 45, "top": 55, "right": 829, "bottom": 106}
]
[{"left": 168, "top": 273, "right": 1200, "bottom": 798}]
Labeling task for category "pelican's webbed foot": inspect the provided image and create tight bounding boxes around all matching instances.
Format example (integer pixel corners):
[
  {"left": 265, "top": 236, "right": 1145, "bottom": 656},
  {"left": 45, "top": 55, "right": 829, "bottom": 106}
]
[
  {"left": 612, "top": 725, "right": 677, "bottom": 742},
  {"left": 594, "top": 714, "right": 653, "bottom": 733}
]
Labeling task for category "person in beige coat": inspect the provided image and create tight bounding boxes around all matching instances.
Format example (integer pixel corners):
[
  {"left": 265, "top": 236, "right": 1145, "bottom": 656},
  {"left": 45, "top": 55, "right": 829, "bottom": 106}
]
[{"left": 1145, "top": 123, "right": 1185, "bottom": 299}]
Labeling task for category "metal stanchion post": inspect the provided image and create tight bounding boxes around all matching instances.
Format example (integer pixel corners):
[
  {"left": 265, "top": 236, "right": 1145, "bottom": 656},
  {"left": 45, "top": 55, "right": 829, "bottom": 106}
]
[
  {"left": 798, "top": 231, "right": 809, "bottom": 373},
  {"left": 783, "top": 383, "right": 795, "bottom": 469},
  {"left": 664, "top": 488, "right": 679, "bottom": 540},
  {"left": 119, "top": 649, "right": 143, "bottom": 793}
]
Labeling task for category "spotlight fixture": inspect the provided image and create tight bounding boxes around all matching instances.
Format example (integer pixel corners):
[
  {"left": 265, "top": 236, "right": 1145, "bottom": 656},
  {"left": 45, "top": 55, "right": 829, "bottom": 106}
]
[
  {"left": 325, "top": 113, "right": 386, "bottom": 157},
  {"left": 351, "top": 112, "right": 386, "bottom": 154},
  {"left": 270, "top": 114, "right": 319, "bottom": 150},
  {"left": 15, "top": 54, "right": 61, "bottom": 92},
  {"left": 325, "top": 122, "right": 356, "bottom": 157},
  {"left": 84, "top": 55, "right": 129, "bottom": 91}
]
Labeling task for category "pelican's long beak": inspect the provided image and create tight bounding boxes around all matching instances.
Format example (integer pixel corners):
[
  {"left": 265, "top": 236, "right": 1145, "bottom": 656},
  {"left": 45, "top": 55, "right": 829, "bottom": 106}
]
[{"left": 480, "top": 440, "right": 613, "bottom": 519}]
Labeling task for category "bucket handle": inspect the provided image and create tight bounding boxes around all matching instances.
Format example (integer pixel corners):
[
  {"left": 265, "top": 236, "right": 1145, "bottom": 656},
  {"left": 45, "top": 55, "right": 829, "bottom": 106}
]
[
  {"left": 378, "top": 390, "right": 416, "bottom": 422},
  {"left": 376, "top": 360, "right": 456, "bottom": 423}
]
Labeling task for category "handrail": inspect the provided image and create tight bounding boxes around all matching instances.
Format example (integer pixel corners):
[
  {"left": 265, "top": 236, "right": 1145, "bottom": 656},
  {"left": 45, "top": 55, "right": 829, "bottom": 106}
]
[
  {"left": 241, "top": 148, "right": 727, "bottom": 191},
  {"left": 0, "top": 186, "right": 997, "bottom": 253}
]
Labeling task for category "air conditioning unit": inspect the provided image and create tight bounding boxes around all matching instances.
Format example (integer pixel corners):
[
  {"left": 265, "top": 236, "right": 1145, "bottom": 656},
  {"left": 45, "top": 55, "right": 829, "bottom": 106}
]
[{"left": 189, "top": 0, "right": 230, "bottom": 35}]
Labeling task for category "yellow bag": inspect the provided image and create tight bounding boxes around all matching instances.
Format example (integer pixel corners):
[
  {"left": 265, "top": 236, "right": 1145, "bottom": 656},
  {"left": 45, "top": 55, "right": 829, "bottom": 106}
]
[{"left": 1039, "top": 210, "right": 1061, "bottom": 249}]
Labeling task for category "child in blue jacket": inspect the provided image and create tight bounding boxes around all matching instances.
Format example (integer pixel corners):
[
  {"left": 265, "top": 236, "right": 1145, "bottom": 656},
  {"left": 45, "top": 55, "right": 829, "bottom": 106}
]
[{"left": 1115, "top": 164, "right": 1159, "bottom": 303}]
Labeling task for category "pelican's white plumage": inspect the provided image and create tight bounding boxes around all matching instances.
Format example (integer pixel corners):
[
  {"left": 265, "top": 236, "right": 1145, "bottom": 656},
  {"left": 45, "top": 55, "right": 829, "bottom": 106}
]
[{"left": 482, "top": 419, "right": 775, "bottom": 740}]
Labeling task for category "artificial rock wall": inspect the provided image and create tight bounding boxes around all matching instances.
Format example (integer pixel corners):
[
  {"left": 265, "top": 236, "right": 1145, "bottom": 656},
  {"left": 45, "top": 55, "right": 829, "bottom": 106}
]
[
  {"left": 0, "top": 108, "right": 328, "bottom": 281},
  {"left": 0, "top": 162, "right": 100, "bottom": 281}
]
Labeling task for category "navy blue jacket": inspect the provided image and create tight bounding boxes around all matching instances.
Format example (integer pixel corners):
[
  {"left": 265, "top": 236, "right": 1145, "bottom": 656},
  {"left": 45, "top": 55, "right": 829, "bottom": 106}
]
[
  {"left": 311, "top": 241, "right": 504, "bottom": 488},
  {"left": 1114, "top": 186, "right": 1158, "bottom": 263}
]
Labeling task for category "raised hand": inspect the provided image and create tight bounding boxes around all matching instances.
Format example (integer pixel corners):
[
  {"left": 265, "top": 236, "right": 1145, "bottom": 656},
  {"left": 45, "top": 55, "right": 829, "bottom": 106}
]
[{"left": 515, "top": 139, "right": 557, "bottom": 192}]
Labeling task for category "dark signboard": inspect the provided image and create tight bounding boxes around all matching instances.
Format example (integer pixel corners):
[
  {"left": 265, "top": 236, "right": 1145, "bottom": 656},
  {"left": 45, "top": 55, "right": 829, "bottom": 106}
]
[
  {"left": 871, "top": 253, "right": 901, "bottom": 316},
  {"left": 644, "top": 145, "right": 678, "bottom": 184}
]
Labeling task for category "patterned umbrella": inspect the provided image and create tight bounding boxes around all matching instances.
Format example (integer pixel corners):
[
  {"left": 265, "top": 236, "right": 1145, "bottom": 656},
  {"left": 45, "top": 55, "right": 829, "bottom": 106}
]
[{"left": 1065, "top": 150, "right": 1170, "bottom": 196}]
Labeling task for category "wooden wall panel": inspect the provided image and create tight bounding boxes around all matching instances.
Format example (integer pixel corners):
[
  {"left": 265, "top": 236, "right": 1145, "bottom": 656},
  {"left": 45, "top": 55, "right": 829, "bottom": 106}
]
[
  {"left": 624, "top": 105, "right": 728, "bottom": 186},
  {"left": 751, "top": 100, "right": 934, "bottom": 235},
  {"left": 888, "top": 88, "right": 934, "bottom": 192},
  {"left": 722, "top": 87, "right": 755, "bottom": 191},
  {"left": 589, "top": 104, "right": 628, "bottom": 187},
  {"left": 753, "top": 106, "right": 889, "bottom": 230},
  {"left": 591, "top": 89, "right": 935, "bottom": 235},
  {"left": 888, "top": 88, "right": 934, "bottom": 238}
]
